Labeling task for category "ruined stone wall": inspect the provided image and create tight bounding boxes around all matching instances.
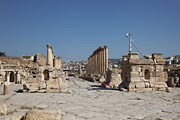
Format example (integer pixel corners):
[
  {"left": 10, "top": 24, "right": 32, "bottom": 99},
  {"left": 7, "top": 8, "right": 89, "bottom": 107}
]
[
  {"left": 86, "top": 46, "right": 108, "bottom": 75},
  {"left": 34, "top": 53, "right": 46, "bottom": 66},
  {"left": 102, "top": 68, "right": 122, "bottom": 88},
  {"left": 47, "top": 44, "right": 62, "bottom": 69},
  {"left": 165, "top": 66, "right": 180, "bottom": 87},
  {"left": 120, "top": 53, "right": 168, "bottom": 91},
  {"left": 0, "top": 56, "right": 41, "bottom": 85}
]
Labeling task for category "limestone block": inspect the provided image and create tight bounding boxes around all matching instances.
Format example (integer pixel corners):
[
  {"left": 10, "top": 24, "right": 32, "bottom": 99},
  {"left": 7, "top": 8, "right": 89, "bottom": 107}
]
[
  {"left": 26, "top": 109, "right": 61, "bottom": 120},
  {"left": 174, "top": 77, "right": 179, "bottom": 85},
  {"left": 130, "top": 72, "right": 139, "bottom": 77},
  {"left": 154, "top": 82, "right": 168, "bottom": 88},
  {"left": 59, "top": 81, "right": 68, "bottom": 93},
  {"left": 0, "top": 104, "right": 7, "bottom": 116},
  {"left": 46, "top": 79, "right": 59, "bottom": 89},
  {"left": 144, "top": 82, "right": 150, "bottom": 88},
  {"left": 23, "top": 83, "right": 39, "bottom": 92},
  {"left": 135, "top": 82, "right": 145, "bottom": 88},
  {"left": 130, "top": 77, "right": 141, "bottom": 82},
  {"left": 4, "top": 112, "right": 25, "bottom": 120},
  {"left": 38, "top": 81, "right": 46, "bottom": 89},
  {"left": 99, "top": 76, "right": 105, "bottom": 83},
  {"left": 168, "top": 77, "right": 175, "bottom": 87},
  {"left": 128, "top": 82, "right": 136, "bottom": 89}
]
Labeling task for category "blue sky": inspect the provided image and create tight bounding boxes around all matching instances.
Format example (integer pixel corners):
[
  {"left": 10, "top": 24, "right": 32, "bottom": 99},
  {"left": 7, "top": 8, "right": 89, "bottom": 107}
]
[{"left": 0, "top": 0, "right": 180, "bottom": 61}]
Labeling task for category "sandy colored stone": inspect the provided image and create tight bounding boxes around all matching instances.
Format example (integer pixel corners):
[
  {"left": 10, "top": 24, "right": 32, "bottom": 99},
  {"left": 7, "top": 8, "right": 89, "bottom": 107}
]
[
  {"left": 0, "top": 104, "right": 7, "bottom": 116},
  {"left": 26, "top": 109, "right": 61, "bottom": 120}
]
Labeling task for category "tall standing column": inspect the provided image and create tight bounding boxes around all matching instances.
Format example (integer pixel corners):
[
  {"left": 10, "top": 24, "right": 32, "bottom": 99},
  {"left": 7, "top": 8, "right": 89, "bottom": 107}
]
[
  {"left": 99, "top": 48, "right": 102, "bottom": 74},
  {"left": 104, "top": 46, "right": 108, "bottom": 72},
  {"left": 92, "top": 55, "right": 94, "bottom": 74},
  {"left": 103, "top": 47, "right": 106, "bottom": 74},
  {"left": 87, "top": 58, "right": 90, "bottom": 74},
  {"left": 6, "top": 72, "right": 10, "bottom": 85},
  {"left": 101, "top": 48, "right": 104, "bottom": 74},
  {"left": 89, "top": 57, "right": 92, "bottom": 74},
  {"left": 95, "top": 52, "right": 98, "bottom": 74},
  {"left": 47, "top": 44, "right": 53, "bottom": 67}
]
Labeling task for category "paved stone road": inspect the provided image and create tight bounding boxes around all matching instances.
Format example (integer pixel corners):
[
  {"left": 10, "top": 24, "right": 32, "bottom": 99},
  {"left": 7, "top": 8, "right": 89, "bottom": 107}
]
[{"left": 1, "top": 77, "right": 180, "bottom": 120}]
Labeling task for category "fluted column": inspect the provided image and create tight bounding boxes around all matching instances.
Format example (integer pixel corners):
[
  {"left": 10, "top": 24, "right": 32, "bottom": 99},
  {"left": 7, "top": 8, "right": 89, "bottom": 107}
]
[
  {"left": 6, "top": 72, "right": 10, "bottom": 85},
  {"left": 103, "top": 47, "right": 105, "bottom": 74},
  {"left": 95, "top": 52, "right": 98, "bottom": 74},
  {"left": 47, "top": 44, "right": 53, "bottom": 67},
  {"left": 104, "top": 46, "right": 108, "bottom": 72},
  {"left": 99, "top": 48, "right": 102, "bottom": 74}
]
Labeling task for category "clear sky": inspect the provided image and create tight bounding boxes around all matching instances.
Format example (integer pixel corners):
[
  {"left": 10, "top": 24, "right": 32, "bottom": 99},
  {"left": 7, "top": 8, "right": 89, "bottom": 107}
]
[{"left": 0, "top": 0, "right": 180, "bottom": 61}]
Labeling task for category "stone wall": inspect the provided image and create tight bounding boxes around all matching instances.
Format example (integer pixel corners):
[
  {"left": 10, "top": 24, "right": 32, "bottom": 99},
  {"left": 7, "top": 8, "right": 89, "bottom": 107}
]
[
  {"left": 0, "top": 45, "right": 65, "bottom": 93},
  {"left": 120, "top": 53, "right": 168, "bottom": 91},
  {"left": 102, "top": 69, "right": 122, "bottom": 88},
  {"left": 165, "top": 66, "right": 180, "bottom": 87}
]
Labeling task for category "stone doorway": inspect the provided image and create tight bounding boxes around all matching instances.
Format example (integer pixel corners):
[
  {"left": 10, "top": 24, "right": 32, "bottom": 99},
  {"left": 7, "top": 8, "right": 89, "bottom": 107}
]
[
  {"left": 10, "top": 72, "right": 15, "bottom": 82},
  {"left": 145, "top": 69, "right": 150, "bottom": 79},
  {"left": 43, "top": 69, "right": 49, "bottom": 80}
]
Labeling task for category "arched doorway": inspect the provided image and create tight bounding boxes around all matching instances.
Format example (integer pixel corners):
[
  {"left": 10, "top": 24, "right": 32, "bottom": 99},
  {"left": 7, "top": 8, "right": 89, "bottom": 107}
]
[
  {"left": 145, "top": 69, "right": 150, "bottom": 79},
  {"left": 43, "top": 69, "right": 49, "bottom": 80},
  {"left": 10, "top": 72, "right": 15, "bottom": 82}
]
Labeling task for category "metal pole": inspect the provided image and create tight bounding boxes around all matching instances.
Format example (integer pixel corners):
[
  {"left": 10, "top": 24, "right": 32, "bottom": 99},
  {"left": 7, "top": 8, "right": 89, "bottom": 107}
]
[{"left": 129, "top": 33, "right": 132, "bottom": 53}]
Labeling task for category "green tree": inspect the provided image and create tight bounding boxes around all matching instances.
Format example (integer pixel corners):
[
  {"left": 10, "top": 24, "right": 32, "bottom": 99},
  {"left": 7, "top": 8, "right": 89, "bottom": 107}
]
[{"left": 0, "top": 52, "right": 6, "bottom": 56}]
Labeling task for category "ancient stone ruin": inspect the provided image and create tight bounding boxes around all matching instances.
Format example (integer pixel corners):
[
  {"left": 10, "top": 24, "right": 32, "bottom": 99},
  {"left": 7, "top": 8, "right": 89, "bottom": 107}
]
[
  {"left": 0, "top": 44, "right": 67, "bottom": 93},
  {"left": 165, "top": 66, "right": 180, "bottom": 87},
  {"left": 83, "top": 46, "right": 108, "bottom": 82},
  {"left": 120, "top": 53, "right": 168, "bottom": 91},
  {"left": 86, "top": 46, "right": 108, "bottom": 75},
  {"left": 102, "top": 53, "right": 168, "bottom": 91}
]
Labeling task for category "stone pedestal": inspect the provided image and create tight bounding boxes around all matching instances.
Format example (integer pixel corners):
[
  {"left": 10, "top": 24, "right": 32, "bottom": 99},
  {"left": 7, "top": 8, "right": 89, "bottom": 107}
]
[{"left": 3, "top": 85, "right": 8, "bottom": 95}]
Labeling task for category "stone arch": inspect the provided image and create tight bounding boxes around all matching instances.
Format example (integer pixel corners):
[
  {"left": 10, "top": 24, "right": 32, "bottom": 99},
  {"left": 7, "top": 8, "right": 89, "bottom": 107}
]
[
  {"left": 10, "top": 71, "right": 15, "bottom": 82},
  {"left": 43, "top": 69, "right": 49, "bottom": 80},
  {"left": 145, "top": 69, "right": 150, "bottom": 79}
]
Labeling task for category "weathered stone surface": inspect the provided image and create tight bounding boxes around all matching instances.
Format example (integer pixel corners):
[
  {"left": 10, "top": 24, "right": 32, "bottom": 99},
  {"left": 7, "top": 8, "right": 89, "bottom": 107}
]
[
  {"left": 0, "top": 104, "right": 7, "bottom": 116},
  {"left": 59, "top": 81, "right": 68, "bottom": 93},
  {"left": 1, "top": 78, "right": 180, "bottom": 120},
  {"left": 120, "top": 53, "right": 168, "bottom": 91},
  {"left": 26, "top": 109, "right": 61, "bottom": 120}
]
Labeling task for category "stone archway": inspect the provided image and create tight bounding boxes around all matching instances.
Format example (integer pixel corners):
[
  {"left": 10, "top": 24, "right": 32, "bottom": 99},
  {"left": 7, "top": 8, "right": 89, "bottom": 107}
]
[
  {"left": 145, "top": 69, "right": 150, "bottom": 79},
  {"left": 43, "top": 69, "right": 49, "bottom": 80},
  {"left": 10, "top": 72, "right": 15, "bottom": 82}
]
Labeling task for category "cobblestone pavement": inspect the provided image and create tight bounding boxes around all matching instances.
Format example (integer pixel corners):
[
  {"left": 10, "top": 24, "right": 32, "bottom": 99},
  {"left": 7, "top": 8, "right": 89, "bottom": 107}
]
[{"left": 0, "top": 77, "right": 180, "bottom": 120}]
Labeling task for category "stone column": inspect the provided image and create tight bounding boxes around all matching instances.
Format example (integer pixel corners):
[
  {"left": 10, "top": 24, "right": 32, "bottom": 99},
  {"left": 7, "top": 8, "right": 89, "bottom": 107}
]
[
  {"left": 57, "top": 57, "right": 62, "bottom": 69},
  {"left": 47, "top": 44, "right": 53, "bottom": 67},
  {"left": 104, "top": 46, "right": 108, "bottom": 72},
  {"left": 97, "top": 50, "right": 99, "bottom": 74},
  {"left": 103, "top": 47, "right": 106, "bottom": 74},
  {"left": 99, "top": 48, "right": 102, "bottom": 74},
  {"left": 91, "top": 56, "right": 93, "bottom": 74},
  {"left": 6, "top": 72, "right": 10, "bottom": 85},
  {"left": 3, "top": 84, "right": 8, "bottom": 95},
  {"left": 101, "top": 48, "right": 104, "bottom": 74},
  {"left": 53, "top": 58, "right": 56, "bottom": 68},
  {"left": 92, "top": 55, "right": 95, "bottom": 74},
  {"left": 95, "top": 52, "right": 98, "bottom": 74},
  {"left": 16, "top": 71, "right": 20, "bottom": 83},
  {"left": 89, "top": 57, "right": 92, "bottom": 74},
  {"left": 78, "top": 63, "right": 82, "bottom": 75}
]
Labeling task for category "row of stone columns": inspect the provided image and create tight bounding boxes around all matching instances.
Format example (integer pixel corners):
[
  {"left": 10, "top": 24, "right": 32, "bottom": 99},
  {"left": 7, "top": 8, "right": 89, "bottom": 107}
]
[
  {"left": 86, "top": 46, "right": 108, "bottom": 75},
  {"left": 47, "top": 44, "right": 62, "bottom": 69}
]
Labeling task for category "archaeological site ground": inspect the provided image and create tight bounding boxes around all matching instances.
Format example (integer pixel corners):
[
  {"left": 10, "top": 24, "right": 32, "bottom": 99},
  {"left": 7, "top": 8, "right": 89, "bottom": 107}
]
[{"left": 0, "top": 42, "right": 180, "bottom": 120}]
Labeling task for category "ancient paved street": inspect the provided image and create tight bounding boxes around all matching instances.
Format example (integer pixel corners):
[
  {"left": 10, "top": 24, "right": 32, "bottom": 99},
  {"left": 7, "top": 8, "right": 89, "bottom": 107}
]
[{"left": 1, "top": 77, "right": 180, "bottom": 120}]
